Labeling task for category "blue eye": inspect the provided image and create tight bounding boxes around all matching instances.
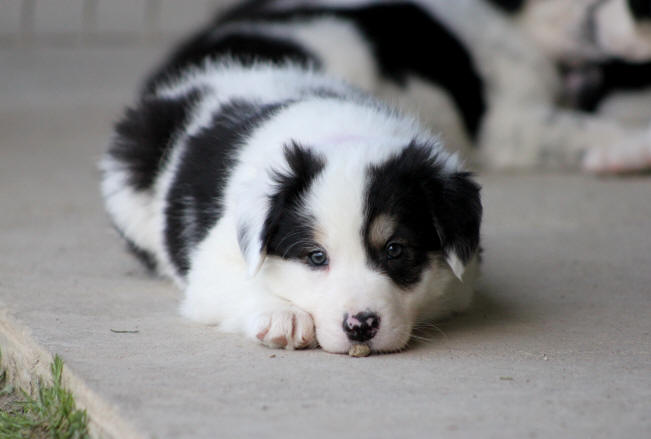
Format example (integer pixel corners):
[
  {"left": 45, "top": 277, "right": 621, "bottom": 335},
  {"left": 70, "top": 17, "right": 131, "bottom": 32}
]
[
  {"left": 386, "top": 243, "right": 403, "bottom": 259},
  {"left": 308, "top": 250, "right": 328, "bottom": 267}
]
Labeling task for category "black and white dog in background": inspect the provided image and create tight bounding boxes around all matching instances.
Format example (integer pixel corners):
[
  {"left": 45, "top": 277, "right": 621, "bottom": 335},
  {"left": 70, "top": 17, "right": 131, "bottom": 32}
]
[{"left": 102, "top": 0, "right": 482, "bottom": 353}]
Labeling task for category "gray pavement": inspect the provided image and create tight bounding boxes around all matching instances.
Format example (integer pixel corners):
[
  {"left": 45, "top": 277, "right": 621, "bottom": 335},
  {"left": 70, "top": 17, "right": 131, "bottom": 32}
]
[{"left": 1, "top": 46, "right": 650, "bottom": 439}]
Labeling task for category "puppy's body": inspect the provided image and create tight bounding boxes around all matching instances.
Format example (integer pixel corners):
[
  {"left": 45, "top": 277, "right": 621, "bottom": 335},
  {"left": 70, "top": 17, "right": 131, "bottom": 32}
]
[{"left": 102, "top": 57, "right": 481, "bottom": 353}]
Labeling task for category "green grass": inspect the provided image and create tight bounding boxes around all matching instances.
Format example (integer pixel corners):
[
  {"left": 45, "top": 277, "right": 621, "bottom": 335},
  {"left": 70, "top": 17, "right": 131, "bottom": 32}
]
[{"left": 0, "top": 354, "right": 90, "bottom": 439}]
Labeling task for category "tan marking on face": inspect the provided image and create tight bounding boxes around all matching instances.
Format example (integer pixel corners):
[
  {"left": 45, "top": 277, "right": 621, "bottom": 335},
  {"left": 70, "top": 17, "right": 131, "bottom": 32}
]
[{"left": 368, "top": 214, "right": 396, "bottom": 248}]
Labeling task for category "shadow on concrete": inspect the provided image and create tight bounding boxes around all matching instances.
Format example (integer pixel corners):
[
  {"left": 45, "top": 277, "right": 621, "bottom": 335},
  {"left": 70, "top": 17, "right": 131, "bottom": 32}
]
[{"left": 406, "top": 284, "right": 531, "bottom": 352}]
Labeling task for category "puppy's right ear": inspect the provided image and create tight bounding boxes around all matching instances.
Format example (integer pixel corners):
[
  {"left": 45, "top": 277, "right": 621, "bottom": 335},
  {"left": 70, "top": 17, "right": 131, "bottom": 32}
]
[
  {"left": 428, "top": 171, "right": 482, "bottom": 281},
  {"left": 236, "top": 142, "right": 325, "bottom": 277}
]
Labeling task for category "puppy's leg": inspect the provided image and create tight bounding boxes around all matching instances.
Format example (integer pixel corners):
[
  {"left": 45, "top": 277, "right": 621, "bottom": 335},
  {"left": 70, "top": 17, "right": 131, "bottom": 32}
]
[
  {"left": 181, "top": 274, "right": 317, "bottom": 350},
  {"left": 179, "top": 225, "right": 317, "bottom": 350}
]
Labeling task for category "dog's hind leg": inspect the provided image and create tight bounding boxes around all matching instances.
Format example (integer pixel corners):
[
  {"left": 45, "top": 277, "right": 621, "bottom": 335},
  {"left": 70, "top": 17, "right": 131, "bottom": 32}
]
[{"left": 477, "top": 99, "right": 651, "bottom": 172}]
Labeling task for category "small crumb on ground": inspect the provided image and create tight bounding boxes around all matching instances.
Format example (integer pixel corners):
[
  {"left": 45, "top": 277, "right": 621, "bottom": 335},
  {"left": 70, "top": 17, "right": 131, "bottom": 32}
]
[{"left": 348, "top": 344, "right": 371, "bottom": 357}]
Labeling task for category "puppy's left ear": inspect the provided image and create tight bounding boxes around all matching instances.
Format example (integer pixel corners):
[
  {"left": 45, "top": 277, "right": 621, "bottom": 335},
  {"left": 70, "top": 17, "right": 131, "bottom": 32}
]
[
  {"left": 428, "top": 171, "right": 482, "bottom": 280},
  {"left": 236, "top": 142, "right": 325, "bottom": 277}
]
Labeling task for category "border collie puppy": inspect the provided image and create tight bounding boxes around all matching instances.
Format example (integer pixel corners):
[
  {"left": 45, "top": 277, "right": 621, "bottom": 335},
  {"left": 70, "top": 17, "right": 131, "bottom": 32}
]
[{"left": 101, "top": 39, "right": 482, "bottom": 352}]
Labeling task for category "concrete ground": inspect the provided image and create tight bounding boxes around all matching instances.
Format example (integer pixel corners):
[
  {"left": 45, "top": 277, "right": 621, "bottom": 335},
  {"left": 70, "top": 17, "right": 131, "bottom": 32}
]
[{"left": 1, "top": 45, "right": 650, "bottom": 439}]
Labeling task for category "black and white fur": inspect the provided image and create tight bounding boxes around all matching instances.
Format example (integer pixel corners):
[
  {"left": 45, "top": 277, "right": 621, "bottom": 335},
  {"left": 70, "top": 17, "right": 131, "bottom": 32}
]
[
  {"left": 101, "top": 3, "right": 482, "bottom": 353},
  {"left": 142, "top": 0, "right": 488, "bottom": 162},
  {"left": 147, "top": 0, "right": 651, "bottom": 174}
]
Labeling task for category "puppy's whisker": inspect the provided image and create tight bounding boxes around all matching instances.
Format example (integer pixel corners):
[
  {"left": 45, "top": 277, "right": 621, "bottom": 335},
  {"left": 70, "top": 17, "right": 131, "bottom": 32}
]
[
  {"left": 412, "top": 321, "right": 449, "bottom": 341},
  {"left": 409, "top": 333, "right": 436, "bottom": 343}
]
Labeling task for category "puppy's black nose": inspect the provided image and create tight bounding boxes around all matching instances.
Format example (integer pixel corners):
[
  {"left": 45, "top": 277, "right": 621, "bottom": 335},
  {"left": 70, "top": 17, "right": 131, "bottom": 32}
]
[{"left": 342, "top": 311, "right": 380, "bottom": 342}]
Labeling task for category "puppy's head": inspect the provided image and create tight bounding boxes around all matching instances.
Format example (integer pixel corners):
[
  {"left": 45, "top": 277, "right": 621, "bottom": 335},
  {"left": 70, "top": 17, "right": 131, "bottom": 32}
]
[{"left": 238, "top": 141, "right": 481, "bottom": 353}]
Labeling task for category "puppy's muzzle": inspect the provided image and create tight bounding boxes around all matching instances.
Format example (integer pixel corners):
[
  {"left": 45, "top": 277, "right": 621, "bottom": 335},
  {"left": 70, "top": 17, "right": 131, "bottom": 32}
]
[{"left": 342, "top": 311, "right": 380, "bottom": 342}]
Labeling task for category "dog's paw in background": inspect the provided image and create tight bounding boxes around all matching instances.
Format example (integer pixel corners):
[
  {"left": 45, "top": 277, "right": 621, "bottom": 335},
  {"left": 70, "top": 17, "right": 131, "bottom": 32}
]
[
  {"left": 582, "top": 128, "right": 651, "bottom": 174},
  {"left": 249, "top": 306, "right": 317, "bottom": 350}
]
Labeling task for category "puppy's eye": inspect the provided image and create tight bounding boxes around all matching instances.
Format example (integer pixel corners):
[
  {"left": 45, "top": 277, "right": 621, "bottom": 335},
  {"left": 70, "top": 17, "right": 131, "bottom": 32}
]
[
  {"left": 385, "top": 242, "right": 403, "bottom": 259},
  {"left": 308, "top": 250, "right": 328, "bottom": 267}
]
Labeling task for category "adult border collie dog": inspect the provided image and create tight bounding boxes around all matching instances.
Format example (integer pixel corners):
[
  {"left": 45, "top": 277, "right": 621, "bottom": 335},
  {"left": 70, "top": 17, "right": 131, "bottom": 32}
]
[{"left": 101, "top": 1, "right": 482, "bottom": 353}]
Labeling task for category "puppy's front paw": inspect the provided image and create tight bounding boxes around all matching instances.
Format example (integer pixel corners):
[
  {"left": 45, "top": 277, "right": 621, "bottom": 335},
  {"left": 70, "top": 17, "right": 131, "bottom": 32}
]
[{"left": 251, "top": 307, "right": 316, "bottom": 350}]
